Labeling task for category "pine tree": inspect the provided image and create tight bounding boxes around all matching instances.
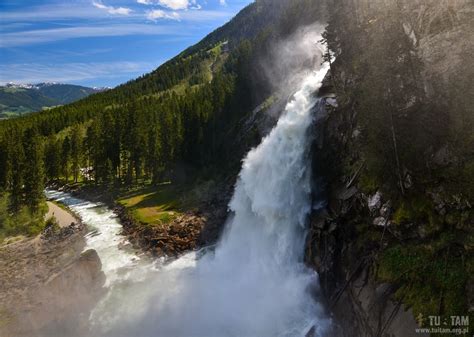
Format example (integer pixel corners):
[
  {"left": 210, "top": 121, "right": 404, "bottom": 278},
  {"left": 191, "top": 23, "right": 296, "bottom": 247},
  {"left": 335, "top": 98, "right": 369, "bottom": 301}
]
[
  {"left": 85, "top": 123, "right": 100, "bottom": 183},
  {"left": 0, "top": 134, "right": 11, "bottom": 191},
  {"left": 8, "top": 134, "right": 25, "bottom": 213},
  {"left": 23, "top": 128, "right": 45, "bottom": 212},
  {"left": 71, "top": 125, "right": 83, "bottom": 183},
  {"left": 44, "top": 136, "right": 61, "bottom": 181},
  {"left": 147, "top": 126, "right": 163, "bottom": 185},
  {"left": 61, "top": 136, "right": 71, "bottom": 183}
]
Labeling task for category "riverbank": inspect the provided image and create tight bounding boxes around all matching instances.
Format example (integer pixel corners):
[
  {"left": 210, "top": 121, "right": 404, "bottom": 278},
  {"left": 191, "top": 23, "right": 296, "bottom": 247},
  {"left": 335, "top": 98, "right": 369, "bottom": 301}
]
[
  {"left": 49, "top": 178, "right": 234, "bottom": 258},
  {"left": 116, "top": 181, "right": 232, "bottom": 257}
]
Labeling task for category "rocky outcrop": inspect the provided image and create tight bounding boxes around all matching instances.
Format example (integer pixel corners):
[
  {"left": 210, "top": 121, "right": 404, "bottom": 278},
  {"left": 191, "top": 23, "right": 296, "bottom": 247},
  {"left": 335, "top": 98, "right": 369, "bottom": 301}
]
[
  {"left": 307, "top": 117, "right": 473, "bottom": 336},
  {"left": 119, "top": 207, "right": 208, "bottom": 257},
  {"left": 0, "top": 223, "right": 105, "bottom": 337},
  {"left": 306, "top": 186, "right": 428, "bottom": 337},
  {"left": 306, "top": 84, "right": 472, "bottom": 336}
]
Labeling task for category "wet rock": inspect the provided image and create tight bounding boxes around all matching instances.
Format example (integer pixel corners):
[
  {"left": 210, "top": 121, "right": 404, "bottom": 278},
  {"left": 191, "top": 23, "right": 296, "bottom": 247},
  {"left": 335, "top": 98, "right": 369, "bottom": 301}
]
[
  {"left": 352, "top": 128, "right": 361, "bottom": 139},
  {"left": 404, "top": 173, "right": 413, "bottom": 189},
  {"left": 368, "top": 191, "right": 382, "bottom": 213},
  {"left": 325, "top": 97, "right": 338, "bottom": 108},
  {"left": 432, "top": 145, "right": 455, "bottom": 167},
  {"left": 337, "top": 186, "right": 358, "bottom": 201},
  {"left": 373, "top": 217, "right": 390, "bottom": 227},
  {"left": 305, "top": 325, "right": 316, "bottom": 337},
  {"left": 311, "top": 209, "right": 330, "bottom": 230},
  {"left": 380, "top": 201, "right": 392, "bottom": 218}
]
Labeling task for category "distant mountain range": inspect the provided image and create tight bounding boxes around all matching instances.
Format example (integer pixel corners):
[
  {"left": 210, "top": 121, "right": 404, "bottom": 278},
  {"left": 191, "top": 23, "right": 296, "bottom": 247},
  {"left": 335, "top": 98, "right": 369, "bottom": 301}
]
[{"left": 0, "top": 83, "right": 109, "bottom": 119}]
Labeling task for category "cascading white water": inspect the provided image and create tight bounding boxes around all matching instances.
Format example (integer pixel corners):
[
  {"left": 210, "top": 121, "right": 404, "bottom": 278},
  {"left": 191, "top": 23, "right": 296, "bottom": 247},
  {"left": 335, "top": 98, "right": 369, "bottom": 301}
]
[
  {"left": 86, "top": 59, "right": 332, "bottom": 336},
  {"left": 46, "top": 33, "right": 331, "bottom": 337}
]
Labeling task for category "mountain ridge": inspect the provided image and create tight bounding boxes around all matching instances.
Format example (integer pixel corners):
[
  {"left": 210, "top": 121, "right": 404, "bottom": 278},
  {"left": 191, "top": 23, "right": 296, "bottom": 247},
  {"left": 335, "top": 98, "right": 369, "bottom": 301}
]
[{"left": 0, "top": 83, "right": 107, "bottom": 119}]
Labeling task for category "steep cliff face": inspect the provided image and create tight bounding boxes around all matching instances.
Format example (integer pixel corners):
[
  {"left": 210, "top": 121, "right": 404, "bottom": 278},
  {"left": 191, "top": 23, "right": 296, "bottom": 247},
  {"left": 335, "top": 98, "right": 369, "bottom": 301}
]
[
  {"left": 306, "top": 1, "right": 473, "bottom": 336},
  {"left": 356, "top": 0, "right": 474, "bottom": 98}
]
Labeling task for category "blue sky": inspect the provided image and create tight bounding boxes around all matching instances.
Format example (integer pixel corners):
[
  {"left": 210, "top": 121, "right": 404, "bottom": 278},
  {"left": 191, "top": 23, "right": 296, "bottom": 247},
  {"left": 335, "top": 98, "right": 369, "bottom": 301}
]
[{"left": 0, "top": 0, "right": 252, "bottom": 87}]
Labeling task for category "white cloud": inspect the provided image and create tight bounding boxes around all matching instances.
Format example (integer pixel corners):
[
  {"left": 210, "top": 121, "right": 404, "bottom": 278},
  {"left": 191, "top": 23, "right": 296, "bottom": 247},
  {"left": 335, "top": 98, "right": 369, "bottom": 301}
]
[
  {"left": 219, "top": 0, "right": 227, "bottom": 5},
  {"left": 1, "top": 2, "right": 233, "bottom": 24},
  {"left": 137, "top": 0, "right": 198, "bottom": 10},
  {"left": 108, "top": 7, "right": 133, "bottom": 15},
  {"left": 146, "top": 9, "right": 181, "bottom": 21},
  {"left": 92, "top": 1, "right": 133, "bottom": 15},
  {"left": 159, "top": 0, "right": 192, "bottom": 10}
]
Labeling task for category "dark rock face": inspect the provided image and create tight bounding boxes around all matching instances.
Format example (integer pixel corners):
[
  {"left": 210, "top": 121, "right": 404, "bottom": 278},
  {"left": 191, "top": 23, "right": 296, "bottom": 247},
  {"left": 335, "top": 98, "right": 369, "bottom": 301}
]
[
  {"left": 307, "top": 130, "right": 472, "bottom": 337},
  {"left": 305, "top": 1, "right": 474, "bottom": 333},
  {"left": 0, "top": 223, "right": 105, "bottom": 337},
  {"left": 305, "top": 94, "right": 426, "bottom": 337},
  {"left": 306, "top": 197, "right": 427, "bottom": 337}
]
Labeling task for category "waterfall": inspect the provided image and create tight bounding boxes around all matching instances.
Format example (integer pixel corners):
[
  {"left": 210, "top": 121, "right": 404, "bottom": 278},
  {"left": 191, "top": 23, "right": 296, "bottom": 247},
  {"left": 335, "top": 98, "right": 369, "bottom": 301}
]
[{"left": 91, "top": 59, "right": 331, "bottom": 336}]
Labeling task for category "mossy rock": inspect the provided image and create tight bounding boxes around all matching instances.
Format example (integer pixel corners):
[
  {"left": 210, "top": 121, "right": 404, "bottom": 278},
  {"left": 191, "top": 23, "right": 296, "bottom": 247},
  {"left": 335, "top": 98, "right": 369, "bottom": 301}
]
[
  {"left": 358, "top": 172, "right": 379, "bottom": 195},
  {"left": 377, "top": 241, "right": 470, "bottom": 319},
  {"left": 392, "top": 196, "right": 442, "bottom": 236}
]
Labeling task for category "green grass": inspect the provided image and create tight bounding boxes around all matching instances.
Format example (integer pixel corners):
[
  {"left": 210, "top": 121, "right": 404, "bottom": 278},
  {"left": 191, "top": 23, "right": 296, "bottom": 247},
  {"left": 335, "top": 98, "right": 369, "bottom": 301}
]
[
  {"left": 136, "top": 43, "right": 226, "bottom": 102},
  {"left": 116, "top": 179, "right": 217, "bottom": 227},
  {"left": 0, "top": 193, "right": 47, "bottom": 243},
  {"left": 358, "top": 172, "right": 379, "bottom": 194},
  {"left": 207, "top": 43, "right": 223, "bottom": 57},
  {"left": 118, "top": 183, "right": 184, "bottom": 226}
]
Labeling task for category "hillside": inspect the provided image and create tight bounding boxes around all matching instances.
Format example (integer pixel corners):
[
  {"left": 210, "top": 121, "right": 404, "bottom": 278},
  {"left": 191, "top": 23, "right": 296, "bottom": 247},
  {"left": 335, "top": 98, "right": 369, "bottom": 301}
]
[{"left": 0, "top": 83, "right": 104, "bottom": 119}]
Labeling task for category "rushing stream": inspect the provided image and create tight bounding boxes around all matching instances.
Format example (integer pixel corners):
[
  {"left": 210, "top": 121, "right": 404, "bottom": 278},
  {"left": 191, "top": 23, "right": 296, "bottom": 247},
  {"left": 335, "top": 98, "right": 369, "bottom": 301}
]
[
  {"left": 46, "top": 49, "right": 331, "bottom": 337},
  {"left": 44, "top": 190, "right": 150, "bottom": 287}
]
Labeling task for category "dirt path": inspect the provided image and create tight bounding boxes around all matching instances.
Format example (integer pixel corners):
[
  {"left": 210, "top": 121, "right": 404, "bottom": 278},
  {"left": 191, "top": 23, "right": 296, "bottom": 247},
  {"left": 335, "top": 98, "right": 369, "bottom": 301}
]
[{"left": 46, "top": 201, "right": 77, "bottom": 228}]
